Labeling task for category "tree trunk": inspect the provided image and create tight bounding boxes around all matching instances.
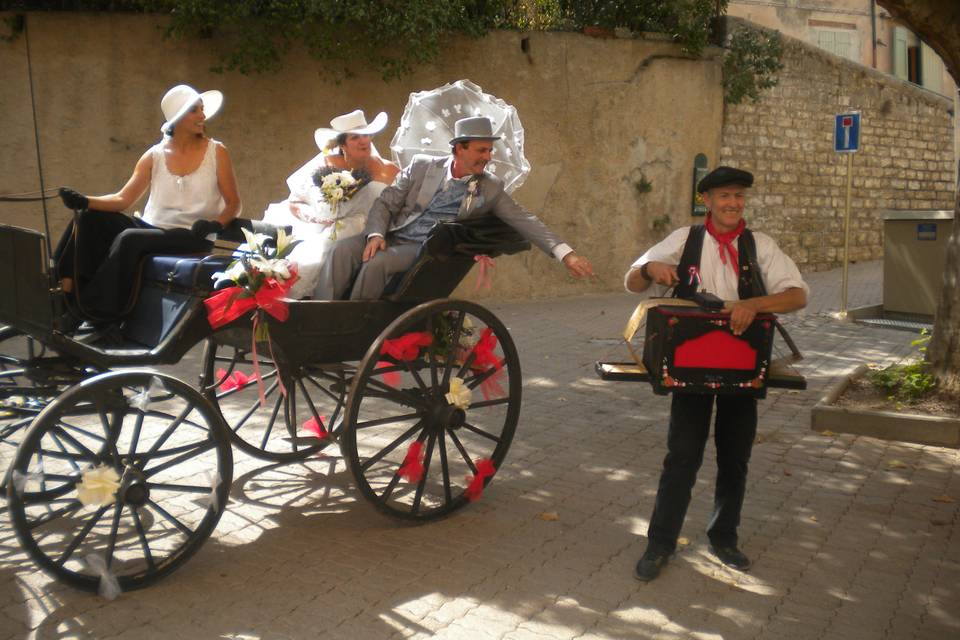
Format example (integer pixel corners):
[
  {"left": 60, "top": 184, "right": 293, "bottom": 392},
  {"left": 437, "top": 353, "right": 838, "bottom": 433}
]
[{"left": 877, "top": 0, "right": 960, "bottom": 392}]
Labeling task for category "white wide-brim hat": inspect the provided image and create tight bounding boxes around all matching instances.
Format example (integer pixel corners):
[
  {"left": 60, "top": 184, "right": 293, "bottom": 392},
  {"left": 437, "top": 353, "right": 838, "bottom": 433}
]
[
  {"left": 160, "top": 84, "right": 223, "bottom": 134},
  {"left": 314, "top": 109, "right": 389, "bottom": 150}
]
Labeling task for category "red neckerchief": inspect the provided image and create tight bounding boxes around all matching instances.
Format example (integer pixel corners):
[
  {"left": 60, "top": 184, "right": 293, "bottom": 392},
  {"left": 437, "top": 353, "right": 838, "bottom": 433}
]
[{"left": 705, "top": 212, "right": 745, "bottom": 275}]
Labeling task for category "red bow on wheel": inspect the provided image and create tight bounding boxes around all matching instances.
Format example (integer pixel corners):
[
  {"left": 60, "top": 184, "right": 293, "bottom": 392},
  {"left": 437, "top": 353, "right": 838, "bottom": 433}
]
[
  {"left": 469, "top": 328, "right": 505, "bottom": 400},
  {"left": 464, "top": 459, "right": 496, "bottom": 502},
  {"left": 399, "top": 441, "right": 426, "bottom": 483},
  {"left": 381, "top": 331, "right": 433, "bottom": 362}
]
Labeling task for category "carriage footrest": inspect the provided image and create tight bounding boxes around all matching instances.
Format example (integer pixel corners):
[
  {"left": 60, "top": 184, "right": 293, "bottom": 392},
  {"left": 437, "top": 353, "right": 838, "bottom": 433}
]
[{"left": 595, "top": 358, "right": 806, "bottom": 390}]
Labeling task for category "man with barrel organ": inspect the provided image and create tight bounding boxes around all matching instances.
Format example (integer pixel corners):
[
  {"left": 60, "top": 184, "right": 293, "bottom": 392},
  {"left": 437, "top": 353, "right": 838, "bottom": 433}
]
[{"left": 624, "top": 166, "right": 808, "bottom": 582}]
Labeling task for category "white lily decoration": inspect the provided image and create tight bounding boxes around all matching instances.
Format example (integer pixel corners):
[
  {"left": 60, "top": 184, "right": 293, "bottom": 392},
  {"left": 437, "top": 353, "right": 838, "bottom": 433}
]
[
  {"left": 223, "top": 260, "right": 248, "bottom": 281},
  {"left": 445, "top": 377, "right": 472, "bottom": 410},
  {"left": 76, "top": 464, "right": 121, "bottom": 507},
  {"left": 276, "top": 227, "right": 292, "bottom": 256},
  {"left": 249, "top": 255, "right": 292, "bottom": 281},
  {"left": 240, "top": 227, "right": 271, "bottom": 253}
]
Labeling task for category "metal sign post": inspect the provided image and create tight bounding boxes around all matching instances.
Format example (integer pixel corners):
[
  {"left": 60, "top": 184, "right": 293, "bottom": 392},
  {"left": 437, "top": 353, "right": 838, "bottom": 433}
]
[{"left": 834, "top": 112, "right": 861, "bottom": 317}]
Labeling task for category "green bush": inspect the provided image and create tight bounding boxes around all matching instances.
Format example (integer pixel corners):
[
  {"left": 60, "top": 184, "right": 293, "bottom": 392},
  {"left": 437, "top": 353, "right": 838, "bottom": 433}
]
[{"left": 869, "top": 331, "right": 937, "bottom": 404}]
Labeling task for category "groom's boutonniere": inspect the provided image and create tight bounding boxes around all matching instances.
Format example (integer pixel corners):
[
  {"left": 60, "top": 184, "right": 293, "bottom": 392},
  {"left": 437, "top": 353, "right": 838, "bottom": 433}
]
[{"left": 464, "top": 176, "right": 481, "bottom": 211}]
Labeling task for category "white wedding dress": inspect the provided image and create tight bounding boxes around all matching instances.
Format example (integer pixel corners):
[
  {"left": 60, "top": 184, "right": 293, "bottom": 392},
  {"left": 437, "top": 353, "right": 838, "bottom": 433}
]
[{"left": 262, "top": 156, "right": 385, "bottom": 299}]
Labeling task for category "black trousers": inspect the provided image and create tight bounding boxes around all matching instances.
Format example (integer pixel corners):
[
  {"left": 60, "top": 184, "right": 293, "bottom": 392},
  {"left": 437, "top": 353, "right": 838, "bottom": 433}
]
[
  {"left": 54, "top": 210, "right": 210, "bottom": 319},
  {"left": 647, "top": 393, "right": 758, "bottom": 552}
]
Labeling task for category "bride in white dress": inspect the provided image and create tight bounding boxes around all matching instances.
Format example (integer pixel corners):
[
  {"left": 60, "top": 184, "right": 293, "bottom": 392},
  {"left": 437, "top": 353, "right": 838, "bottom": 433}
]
[{"left": 262, "top": 109, "right": 399, "bottom": 298}]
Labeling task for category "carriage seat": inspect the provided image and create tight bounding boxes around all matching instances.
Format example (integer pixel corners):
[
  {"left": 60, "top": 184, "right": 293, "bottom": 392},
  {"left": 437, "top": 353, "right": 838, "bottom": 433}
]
[
  {"left": 382, "top": 216, "right": 532, "bottom": 302},
  {"left": 122, "top": 254, "right": 232, "bottom": 347}
]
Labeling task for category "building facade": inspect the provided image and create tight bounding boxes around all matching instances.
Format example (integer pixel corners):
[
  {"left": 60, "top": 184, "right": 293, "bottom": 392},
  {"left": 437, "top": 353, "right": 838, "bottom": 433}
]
[{"left": 727, "top": 0, "right": 956, "bottom": 98}]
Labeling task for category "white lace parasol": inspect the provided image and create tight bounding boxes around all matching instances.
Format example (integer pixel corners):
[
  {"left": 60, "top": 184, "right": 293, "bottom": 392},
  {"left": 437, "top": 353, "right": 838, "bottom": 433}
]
[{"left": 390, "top": 79, "right": 531, "bottom": 194}]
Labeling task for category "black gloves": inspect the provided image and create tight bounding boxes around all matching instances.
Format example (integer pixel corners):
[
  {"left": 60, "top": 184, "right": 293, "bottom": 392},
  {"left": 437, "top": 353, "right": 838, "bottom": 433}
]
[
  {"left": 59, "top": 187, "right": 88, "bottom": 211},
  {"left": 191, "top": 219, "right": 224, "bottom": 238}
]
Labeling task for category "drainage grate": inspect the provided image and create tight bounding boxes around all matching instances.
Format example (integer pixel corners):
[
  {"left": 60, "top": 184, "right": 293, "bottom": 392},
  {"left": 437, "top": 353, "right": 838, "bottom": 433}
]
[{"left": 856, "top": 318, "right": 932, "bottom": 332}]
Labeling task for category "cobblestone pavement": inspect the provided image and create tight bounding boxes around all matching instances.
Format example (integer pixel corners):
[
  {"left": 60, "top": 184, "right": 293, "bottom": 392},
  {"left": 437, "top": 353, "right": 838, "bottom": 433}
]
[{"left": 1, "top": 260, "right": 957, "bottom": 639}]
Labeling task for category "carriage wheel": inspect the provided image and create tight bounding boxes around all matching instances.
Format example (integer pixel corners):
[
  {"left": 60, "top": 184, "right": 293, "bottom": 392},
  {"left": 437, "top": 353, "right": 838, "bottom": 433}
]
[
  {"left": 200, "top": 339, "right": 348, "bottom": 462},
  {"left": 343, "top": 299, "right": 521, "bottom": 521},
  {"left": 6, "top": 370, "right": 232, "bottom": 594},
  {"left": 0, "top": 326, "right": 68, "bottom": 449}
]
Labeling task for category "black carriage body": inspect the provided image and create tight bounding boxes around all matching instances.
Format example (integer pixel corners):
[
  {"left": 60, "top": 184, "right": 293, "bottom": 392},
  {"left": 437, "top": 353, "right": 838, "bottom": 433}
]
[
  {"left": 0, "top": 225, "right": 56, "bottom": 336},
  {"left": 0, "top": 216, "right": 528, "bottom": 370},
  {"left": 2, "top": 209, "right": 534, "bottom": 592},
  {"left": 642, "top": 305, "right": 776, "bottom": 398}
]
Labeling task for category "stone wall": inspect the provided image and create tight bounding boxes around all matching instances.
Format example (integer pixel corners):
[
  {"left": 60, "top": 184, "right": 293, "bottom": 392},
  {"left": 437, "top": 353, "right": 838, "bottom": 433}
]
[
  {"left": 0, "top": 12, "right": 724, "bottom": 300},
  {"left": 722, "top": 25, "right": 956, "bottom": 270}
]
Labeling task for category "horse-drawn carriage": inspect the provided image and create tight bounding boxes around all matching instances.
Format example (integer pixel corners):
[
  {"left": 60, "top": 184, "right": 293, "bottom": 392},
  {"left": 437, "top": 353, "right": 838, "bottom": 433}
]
[{"left": 0, "top": 216, "right": 528, "bottom": 595}]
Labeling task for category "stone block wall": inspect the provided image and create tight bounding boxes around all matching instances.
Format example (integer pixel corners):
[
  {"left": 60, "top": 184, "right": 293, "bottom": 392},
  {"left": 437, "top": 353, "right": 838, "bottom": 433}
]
[
  {"left": 0, "top": 13, "right": 724, "bottom": 301},
  {"left": 722, "top": 26, "right": 956, "bottom": 271}
]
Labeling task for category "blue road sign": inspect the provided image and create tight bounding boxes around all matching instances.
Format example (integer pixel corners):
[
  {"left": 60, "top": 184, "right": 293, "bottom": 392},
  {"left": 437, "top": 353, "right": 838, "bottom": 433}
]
[{"left": 834, "top": 112, "right": 860, "bottom": 152}]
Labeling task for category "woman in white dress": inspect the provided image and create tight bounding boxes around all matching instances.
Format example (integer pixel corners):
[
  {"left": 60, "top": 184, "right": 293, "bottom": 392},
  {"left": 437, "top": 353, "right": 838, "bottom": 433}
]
[
  {"left": 54, "top": 84, "right": 241, "bottom": 322},
  {"left": 262, "top": 109, "right": 399, "bottom": 298}
]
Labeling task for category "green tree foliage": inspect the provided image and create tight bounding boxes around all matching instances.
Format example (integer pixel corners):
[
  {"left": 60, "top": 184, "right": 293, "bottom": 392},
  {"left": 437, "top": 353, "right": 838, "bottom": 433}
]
[
  {"left": 505, "top": 0, "right": 726, "bottom": 55},
  {"left": 1, "top": 1, "right": 749, "bottom": 79},
  {"left": 137, "top": 0, "right": 506, "bottom": 79},
  {"left": 722, "top": 24, "right": 784, "bottom": 104}
]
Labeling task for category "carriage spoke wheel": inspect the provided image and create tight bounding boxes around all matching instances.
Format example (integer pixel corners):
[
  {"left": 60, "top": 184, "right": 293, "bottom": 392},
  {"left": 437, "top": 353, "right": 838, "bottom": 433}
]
[
  {"left": 343, "top": 300, "right": 521, "bottom": 521},
  {"left": 201, "top": 339, "right": 348, "bottom": 462},
  {"left": 6, "top": 370, "right": 232, "bottom": 594},
  {"left": 0, "top": 326, "right": 75, "bottom": 449}
]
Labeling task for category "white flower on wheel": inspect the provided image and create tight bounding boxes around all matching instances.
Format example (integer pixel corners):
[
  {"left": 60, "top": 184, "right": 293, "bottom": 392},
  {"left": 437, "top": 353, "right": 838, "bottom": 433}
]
[
  {"left": 76, "top": 465, "right": 121, "bottom": 507},
  {"left": 445, "top": 377, "right": 472, "bottom": 410}
]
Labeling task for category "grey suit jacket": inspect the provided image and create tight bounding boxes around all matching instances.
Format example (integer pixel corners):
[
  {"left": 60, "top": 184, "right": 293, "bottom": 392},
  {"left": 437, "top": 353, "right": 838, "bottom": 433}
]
[{"left": 364, "top": 155, "right": 564, "bottom": 257}]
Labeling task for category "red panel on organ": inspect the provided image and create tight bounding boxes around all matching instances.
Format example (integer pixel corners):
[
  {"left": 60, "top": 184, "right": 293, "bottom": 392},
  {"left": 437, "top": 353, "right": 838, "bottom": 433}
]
[{"left": 674, "top": 330, "right": 757, "bottom": 370}]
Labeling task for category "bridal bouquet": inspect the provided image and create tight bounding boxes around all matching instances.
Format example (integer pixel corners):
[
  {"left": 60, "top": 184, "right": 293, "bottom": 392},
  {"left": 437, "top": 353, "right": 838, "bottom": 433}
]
[
  {"left": 312, "top": 166, "right": 372, "bottom": 239},
  {"left": 205, "top": 227, "right": 301, "bottom": 405}
]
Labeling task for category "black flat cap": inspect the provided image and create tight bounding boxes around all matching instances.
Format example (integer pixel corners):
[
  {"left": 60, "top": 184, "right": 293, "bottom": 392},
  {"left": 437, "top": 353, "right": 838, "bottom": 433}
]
[{"left": 697, "top": 166, "right": 754, "bottom": 193}]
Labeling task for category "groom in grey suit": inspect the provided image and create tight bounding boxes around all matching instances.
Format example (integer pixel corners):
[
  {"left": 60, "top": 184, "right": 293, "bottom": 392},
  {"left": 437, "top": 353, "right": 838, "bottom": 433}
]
[{"left": 314, "top": 116, "right": 594, "bottom": 300}]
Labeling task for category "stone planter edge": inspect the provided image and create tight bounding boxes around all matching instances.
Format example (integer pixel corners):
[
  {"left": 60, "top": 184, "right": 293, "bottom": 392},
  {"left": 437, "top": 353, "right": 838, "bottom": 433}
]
[{"left": 810, "top": 364, "right": 960, "bottom": 448}]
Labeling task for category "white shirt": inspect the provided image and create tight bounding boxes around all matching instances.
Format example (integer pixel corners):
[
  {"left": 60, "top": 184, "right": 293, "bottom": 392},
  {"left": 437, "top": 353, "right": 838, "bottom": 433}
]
[
  {"left": 630, "top": 226, "right": 809, "bottom": 301},
  {"left": 142, "top": 139, "right": 226, "bottom": 230}
]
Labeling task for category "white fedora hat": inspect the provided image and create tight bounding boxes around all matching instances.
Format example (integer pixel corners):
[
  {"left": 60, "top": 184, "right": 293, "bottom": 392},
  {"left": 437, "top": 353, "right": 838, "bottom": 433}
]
[
  {"left": 160, "top": 84, "right": 223, "bottom": 134},
  {"left": 314, "top": 109, "right": 389, "bottom": 150}
]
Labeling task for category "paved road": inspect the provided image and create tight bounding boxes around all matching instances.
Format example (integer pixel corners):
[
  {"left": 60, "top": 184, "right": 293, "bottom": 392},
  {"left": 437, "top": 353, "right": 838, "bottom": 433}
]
[{"left": 1, "top": 260, "right": 957, "bottom": 639}]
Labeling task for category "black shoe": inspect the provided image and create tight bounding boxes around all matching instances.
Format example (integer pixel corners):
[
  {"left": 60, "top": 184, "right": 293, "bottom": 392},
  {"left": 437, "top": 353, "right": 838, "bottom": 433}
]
[
  {"left": 634, "top": 547, "right": 671, "bottom": 582},
  {"left": 710, "top": 544, "right": 751, "bottom": 571}
]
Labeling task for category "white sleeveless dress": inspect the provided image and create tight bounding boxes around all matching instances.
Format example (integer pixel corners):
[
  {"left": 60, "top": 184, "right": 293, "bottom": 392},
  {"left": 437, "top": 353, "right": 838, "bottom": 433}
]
[{"left": 141, "top": 138, "right": 226, "bottom": 229}]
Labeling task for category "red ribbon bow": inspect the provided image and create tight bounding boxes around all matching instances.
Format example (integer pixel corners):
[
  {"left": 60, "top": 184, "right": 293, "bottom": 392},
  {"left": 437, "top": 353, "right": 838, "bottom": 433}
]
[
  {"left": 216, "top": 368, "right": 253, "bottom": 393},
  {"left": 464, "top": 458, "right": 496, "bottom": 502},
  {"left": 375, "top": 360, "right": 402, "bottom": 388},
  {"left": 204, "top": 271, "right": 298, "bottom": 329},
  {"left": 204, "top": 269, "right": 299, "bottom": 406},
  {"left": 302, "top": 416, "right": 329, "bottom": 439},
  {"left": 468, "top": 328, "right": 505, "bottom": 400},
  {"left": 381, "top": 331, "right": 434, "bottom": 361},
  {"left": 473, "top": 254, "right": 495, "bottom": 291},
  {"left": 399, "top": 441, "right": 426, "bottom": 483}
]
